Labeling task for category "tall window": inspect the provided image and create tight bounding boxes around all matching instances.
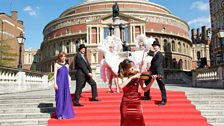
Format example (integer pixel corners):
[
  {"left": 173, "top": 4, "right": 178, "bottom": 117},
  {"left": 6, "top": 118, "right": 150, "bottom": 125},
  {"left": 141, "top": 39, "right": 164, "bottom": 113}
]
[
  {"left": 183, "top": 43, "right": 185, "bottom": 53},
  {"left": 172, "top": 58, "right": 177, "bottom": 69},
  {"left": 178, "top": 42, "right": 181, "bottom": 53},
  {"left": 172, "top": 41, "right": 175, "bottom": 52},
  {"left": 197, "top": 51, "right": 201, "bottom": 60},
  {"left": 59, "top": 42, "right": 62, "bottom": 53},
  {"left": 124, "top": 27, "right": 129, "bottom": 42},
  {"left": 104, "top": 27, "right": 110, "bottom": 38},
  {"left": 163, "top": 39, "right": 167, "bottom": 51},
  {"left": 66, "top": 40, "right": 70, "bottom": 53},
  {"left": 165, "top": 57, "right": 168, "bottom": 68}
]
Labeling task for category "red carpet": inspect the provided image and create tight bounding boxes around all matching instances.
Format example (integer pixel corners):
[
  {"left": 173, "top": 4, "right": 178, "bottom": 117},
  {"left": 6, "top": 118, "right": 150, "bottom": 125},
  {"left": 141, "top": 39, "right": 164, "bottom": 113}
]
[{"left": 48, "top": 88, "right": 212, "bottom": 126}]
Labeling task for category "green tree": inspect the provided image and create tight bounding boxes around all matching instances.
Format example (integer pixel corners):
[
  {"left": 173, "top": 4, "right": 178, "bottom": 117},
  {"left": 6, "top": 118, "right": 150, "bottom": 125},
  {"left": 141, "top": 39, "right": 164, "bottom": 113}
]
[{"left": 0, "top": 39, "right": 17, "bottom": 67}]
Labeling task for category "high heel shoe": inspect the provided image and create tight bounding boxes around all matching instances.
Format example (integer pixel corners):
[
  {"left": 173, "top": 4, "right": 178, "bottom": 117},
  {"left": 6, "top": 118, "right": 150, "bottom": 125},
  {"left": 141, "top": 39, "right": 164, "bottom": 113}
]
[{"left": 107, "top": 89, "right": 113, "bottom": 93}]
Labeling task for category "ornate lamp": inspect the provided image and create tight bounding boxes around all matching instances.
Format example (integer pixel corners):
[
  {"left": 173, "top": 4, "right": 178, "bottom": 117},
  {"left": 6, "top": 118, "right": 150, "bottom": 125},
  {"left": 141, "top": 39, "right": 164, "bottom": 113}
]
[{"left": 17, "top": 32, "right": 25, "bottom": 70}]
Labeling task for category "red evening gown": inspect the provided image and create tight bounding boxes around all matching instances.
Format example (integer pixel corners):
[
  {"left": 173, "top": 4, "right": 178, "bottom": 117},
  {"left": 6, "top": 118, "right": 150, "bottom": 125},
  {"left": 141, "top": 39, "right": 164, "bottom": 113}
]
[{"left": 120, "top": 79, "right": 145, "bottom": 126}]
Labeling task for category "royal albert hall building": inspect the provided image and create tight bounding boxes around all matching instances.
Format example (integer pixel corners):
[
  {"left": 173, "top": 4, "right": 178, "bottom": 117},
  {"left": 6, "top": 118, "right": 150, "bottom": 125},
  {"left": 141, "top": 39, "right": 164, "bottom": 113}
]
[{"left": 38, "top": 0, "right": 192, "bottom": 74}]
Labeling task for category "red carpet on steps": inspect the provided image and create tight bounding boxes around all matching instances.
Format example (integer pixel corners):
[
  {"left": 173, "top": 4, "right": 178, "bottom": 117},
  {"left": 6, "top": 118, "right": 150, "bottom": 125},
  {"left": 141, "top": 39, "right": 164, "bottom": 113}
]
[{"left": 48, "top": 88, "right": 212, "bottom": 126}]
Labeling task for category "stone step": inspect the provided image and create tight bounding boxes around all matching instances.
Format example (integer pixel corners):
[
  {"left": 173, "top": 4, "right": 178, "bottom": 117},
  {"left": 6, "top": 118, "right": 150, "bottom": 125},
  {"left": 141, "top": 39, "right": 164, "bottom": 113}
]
[
  {"left": 186, "top": 93, "right": 224, "bottom": 95},
  {"left": 196, "top": 106, "right": 224, "bottom": 110},
  {"left": 0, "top": 113, "right": 50, "bottom": 119},
  {"left": 207, "top": 116, "right": 224, "bottom": 123},
  {"left": 0, "top": 102, "right": 55, "bottom": 108},
  {"left": 187, "top": 95, "right": 224, "bottom": 98},
  {"left": 210, "top": 123, "right": 224, "bottom": 126},
  {"left": 0, "top": 107, "right": 55, "bottom": 114},
  {"left": 200, "top": 110, "right": 224, "bottom": 116},
  {"left": 0, "top": 119, "right": 48, "bottom": 126},
  {"left": 0, "top": 95, "right": 55, "bottom": 100},
  {"left": 0, "top": 98, "right": 55, "bottom": 104},
  {"left": 191, "top": 101, "right": 224, "bottom": 104}
]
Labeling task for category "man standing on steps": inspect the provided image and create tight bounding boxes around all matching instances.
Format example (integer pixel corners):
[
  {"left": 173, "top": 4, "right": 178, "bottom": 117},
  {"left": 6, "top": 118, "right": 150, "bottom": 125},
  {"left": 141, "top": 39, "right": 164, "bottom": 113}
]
[
  {"left": 144, "top": 40, "right": 167, "bottom": 106},
  {"left": 74, "top": 44, "right": 99, "bottom": 106}
]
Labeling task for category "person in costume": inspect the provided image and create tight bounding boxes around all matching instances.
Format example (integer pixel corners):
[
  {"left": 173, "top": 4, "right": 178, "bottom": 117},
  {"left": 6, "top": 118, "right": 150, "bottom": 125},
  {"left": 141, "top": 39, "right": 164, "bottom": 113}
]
[
  {"left": 74, "top": 44, "right": 99, "bottom": 106},
  {"left": 98, "top": 35, "right": 123, "bottom": 93},
  {"left": 129, "top": 34, "right": 154, "bottom": 73},
  {"left": 144, "top": 40, "right": 167, "bottom": 106}
]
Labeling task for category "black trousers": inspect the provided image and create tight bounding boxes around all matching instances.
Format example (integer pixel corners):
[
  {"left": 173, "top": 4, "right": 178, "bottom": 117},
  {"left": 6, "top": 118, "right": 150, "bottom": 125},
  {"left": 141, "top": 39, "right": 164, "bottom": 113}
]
[
  {"left": 144, "top": 77, "right": 167, "bottom": 102},
  {"left": 74, "top": 74, "right": 98, "bottom": 103}
]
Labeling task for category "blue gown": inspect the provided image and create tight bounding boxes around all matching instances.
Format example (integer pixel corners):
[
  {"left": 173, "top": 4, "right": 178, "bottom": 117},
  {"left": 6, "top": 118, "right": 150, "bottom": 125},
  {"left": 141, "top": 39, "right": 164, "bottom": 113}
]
[{"left": 55, "top": 64, "right": 75, "bottom": 119}]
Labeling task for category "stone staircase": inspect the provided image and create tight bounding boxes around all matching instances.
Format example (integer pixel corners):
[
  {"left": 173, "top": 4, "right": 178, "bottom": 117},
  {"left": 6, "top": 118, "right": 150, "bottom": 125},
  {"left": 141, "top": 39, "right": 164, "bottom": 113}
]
[
  {"left": 186, "top": 92, "right": 224, "bottom": 126},
  {"left": 1, "top": 77, "right": 224, "bottom": 126},
  {"left": 0, "top": 91, "right": 55, "bottom": 126}
]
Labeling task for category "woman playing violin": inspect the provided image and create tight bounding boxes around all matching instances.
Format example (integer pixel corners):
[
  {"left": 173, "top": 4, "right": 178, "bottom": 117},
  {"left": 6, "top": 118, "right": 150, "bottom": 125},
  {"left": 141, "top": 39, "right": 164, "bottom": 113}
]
[{"left": 118, "top": 59, "right": 156, "bottom": 126}]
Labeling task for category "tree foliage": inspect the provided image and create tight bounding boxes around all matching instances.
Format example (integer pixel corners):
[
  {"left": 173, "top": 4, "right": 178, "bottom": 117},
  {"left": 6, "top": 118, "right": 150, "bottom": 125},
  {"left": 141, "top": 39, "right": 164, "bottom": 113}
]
[{"left": 0, "top": 39, "right": 18, "bottom": 67}]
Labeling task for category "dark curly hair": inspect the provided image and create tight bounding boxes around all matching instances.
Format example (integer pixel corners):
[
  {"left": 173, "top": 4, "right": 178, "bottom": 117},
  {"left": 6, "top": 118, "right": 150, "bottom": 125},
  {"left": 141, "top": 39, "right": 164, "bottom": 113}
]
[{"left": 118, "top": 59, "right": 134, "bottom": 78}]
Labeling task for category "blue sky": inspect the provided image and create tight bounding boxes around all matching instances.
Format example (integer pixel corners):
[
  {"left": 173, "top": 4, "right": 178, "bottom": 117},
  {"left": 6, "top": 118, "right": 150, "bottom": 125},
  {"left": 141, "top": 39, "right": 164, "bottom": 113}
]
[{"left": 0, "top": 0, "right": 210, "bottom": 49}]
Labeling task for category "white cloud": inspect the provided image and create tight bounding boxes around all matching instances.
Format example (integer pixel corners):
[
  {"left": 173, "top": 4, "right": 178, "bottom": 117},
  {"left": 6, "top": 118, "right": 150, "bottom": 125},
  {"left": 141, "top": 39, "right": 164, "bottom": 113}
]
[
  {"left": 191, "top": 1, "right": 209, "bottom": 11},
  {"left": 188, "top": 16, "right": 211, "bottom": 28},
  {"left": 23, "top": 5, "right": 39, "bottom": 16}
]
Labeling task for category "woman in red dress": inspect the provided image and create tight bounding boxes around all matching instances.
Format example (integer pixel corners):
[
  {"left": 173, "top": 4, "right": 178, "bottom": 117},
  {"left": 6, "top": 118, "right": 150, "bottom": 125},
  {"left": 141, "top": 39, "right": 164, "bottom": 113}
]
[{"left": 118, "top": 59, "right": 156, "bottom": 126}]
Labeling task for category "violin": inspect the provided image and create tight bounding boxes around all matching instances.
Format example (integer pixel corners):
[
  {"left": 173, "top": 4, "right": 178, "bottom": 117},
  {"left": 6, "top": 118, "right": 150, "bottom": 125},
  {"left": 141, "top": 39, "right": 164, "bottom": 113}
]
[
  {"left": 140, "top": 72, "right": 164, "bottom": 80},
  {"left": 128, "top": 71, "right": 163, "bottom": 80},
  {"left": 128, "top": 71, "right": 140, "bottom": 78}
]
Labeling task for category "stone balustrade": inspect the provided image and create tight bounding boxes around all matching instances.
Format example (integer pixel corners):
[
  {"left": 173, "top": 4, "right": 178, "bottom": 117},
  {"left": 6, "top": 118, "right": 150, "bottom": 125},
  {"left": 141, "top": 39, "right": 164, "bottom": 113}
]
[
  {"left": 192, "top": 65, "right": 224, "bottom": 89},
  {"left": 0, "top": 66, "right": 49, "bottom": 94}
]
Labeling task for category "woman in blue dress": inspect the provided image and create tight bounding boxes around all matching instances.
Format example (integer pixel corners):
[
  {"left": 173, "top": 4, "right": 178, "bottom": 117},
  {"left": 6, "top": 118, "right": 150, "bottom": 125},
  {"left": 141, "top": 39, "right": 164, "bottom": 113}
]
[{"left": 54, "top": 52, "right": 75, "bottom": 119}]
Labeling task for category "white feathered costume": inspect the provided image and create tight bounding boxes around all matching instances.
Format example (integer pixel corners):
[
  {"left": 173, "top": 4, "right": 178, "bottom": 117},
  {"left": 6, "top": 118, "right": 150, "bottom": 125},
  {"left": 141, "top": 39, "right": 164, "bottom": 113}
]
[
  {"left": 129, "top": 34, "right": 155, "bottom": 72},
  {"left": 98, "top": 35, "right": 123, "bottom": 83}
]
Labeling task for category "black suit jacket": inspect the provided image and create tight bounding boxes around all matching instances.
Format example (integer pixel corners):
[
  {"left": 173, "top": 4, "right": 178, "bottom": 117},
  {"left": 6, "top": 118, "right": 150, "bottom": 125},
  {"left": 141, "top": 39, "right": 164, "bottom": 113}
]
[
  {"left": 74, "top": 53, "right": 92, "bottom": 77},
  {"left": 149, "top": 51, "right": 164, "bottom": 76}
]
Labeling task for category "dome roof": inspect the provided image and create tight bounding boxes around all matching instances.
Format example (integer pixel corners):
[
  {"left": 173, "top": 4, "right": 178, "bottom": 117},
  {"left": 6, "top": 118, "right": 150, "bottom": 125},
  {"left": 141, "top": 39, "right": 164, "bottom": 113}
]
[{"left": 60, "top": 0, "right": 171, "bottom": 17}]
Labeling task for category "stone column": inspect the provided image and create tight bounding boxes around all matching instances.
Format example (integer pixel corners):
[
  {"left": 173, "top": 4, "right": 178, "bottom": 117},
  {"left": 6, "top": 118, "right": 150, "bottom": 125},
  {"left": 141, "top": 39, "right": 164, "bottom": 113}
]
[
  {"left": 113, "top": 17, "right": 121, "bottom": 39},
  {"left": 89, "top": 27, "right": 92, "bottom": 44}
]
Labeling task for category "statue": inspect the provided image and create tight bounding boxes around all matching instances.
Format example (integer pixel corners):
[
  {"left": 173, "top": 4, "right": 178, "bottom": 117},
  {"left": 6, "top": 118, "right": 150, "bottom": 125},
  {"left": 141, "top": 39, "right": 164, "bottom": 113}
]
[{"left": 112, "top": 2, "right": 119, "bottom": 18}]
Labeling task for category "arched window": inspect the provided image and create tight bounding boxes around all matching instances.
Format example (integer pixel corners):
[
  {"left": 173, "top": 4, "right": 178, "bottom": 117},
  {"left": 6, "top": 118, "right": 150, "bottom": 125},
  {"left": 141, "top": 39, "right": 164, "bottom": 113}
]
[
  {"left": 66, "top": 40, "right": 70, "bottom": 53},
  {"left": 178, "top": 59, "right": 183, "bottom": 70},
  {"left": 172, "top": 41, "right": 175, "bottom": 51},
  {"left": 197, "top": 51, "right": 201, "bottom": 60},
  {"left": 59, "top": 42, "right": 62, "bottom": 53},
  {"left": 163, "top": 39, "right": 168, "bottom": 51},
  {"left": 167, "top": 43, "right": 171, "bottom": 52},
  {"left": 183, "top": 43, "right": 185, "bottom": 53},
  {"left": 172, "top": 58, "right": 177, "bottom": 69},
  {"left": 165, "top": 57, "right": 168, "bottom": 68},
  {"left": 178, "top": 42, "right": 181, "bottom": 53}
]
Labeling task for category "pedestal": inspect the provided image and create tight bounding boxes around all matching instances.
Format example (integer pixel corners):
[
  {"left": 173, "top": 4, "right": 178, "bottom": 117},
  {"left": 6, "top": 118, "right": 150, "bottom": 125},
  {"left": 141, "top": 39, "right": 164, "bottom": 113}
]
[{"left": 113, "top": 17, "right": 121, "bottom": 39}]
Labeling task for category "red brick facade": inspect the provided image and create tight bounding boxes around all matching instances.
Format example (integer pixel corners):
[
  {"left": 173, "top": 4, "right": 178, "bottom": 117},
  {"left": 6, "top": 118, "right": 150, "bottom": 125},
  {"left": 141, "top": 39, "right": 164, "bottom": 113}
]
[{"left": 0, "top": 11, "right": 24, "bottom": 67}]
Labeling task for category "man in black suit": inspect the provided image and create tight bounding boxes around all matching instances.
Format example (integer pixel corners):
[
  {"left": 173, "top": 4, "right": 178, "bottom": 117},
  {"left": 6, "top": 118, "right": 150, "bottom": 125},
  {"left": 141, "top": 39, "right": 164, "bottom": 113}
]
[
  {"left": 144, "top": 40, "right": 167, "bottom": 106},
  {"left": 74, "top": 44, "right": 99, "bottom": 106}
]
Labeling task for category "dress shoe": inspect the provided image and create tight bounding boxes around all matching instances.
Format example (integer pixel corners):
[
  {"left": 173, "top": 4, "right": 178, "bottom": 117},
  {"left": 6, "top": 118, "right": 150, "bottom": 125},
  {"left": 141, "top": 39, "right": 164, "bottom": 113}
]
[
  {"left": 58, "top": 117, "right": 63, "bottom": 120},
  {"left": 74, "top": 102, "right": 84, "bottom": 107},
  {"left": 144, "top": 96, "right": 151, "bottom": 100},
  {"left": 90, "top": 98, "right": 100, "bottom": 102},
  {"left": 158, "top": 101, "right": 166, "bottom": 106}
]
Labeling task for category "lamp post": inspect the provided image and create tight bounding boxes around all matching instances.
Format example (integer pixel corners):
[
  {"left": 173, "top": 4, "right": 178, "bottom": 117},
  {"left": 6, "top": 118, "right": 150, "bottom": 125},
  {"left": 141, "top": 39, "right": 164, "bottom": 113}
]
[
  {"left": 217, "top": 30, "right": 224, "bottom": 64},
  {"left": 17, "top": 32, "right": 25, "bottom": 70}
]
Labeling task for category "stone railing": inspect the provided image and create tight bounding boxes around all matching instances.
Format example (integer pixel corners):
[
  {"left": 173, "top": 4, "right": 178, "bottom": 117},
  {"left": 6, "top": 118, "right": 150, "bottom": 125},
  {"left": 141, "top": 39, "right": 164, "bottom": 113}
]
[
  {"left": 192, "top": 65, "right": 224, "bottom": 89},
  {"left": 164, "top": 69, "right": 192, "bottom": 84},
  {"left": 0, "top": 66, "right": 49, "bottom": 94}
]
